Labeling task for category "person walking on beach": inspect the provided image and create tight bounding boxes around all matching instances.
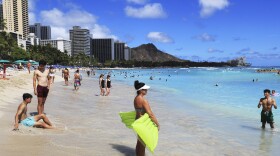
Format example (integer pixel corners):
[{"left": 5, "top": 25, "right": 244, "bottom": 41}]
[
  {"left": 258, "top": 89, "right": 277, "bottom": 129},
  {"left": 27, "top": 61, "right": 31, "bottom": 74},
  {"left": 62, "top": 68, "right": 70, "bottom": 86},
  {"left": 105, "top": 75, "right": 111, "bottom": 96},
  {"left": 13, "top": 93, "right": 53, "bottom": 130},
  {"left": 73, "top": 70, "right": 81, "bottom": 91},
  {"left": 134, "top": 80, "right": 160, "bottom": 156},
  {"left": 99, "top": 74, "right": 105, "bottom": 96},
  {"left": 49, "top": 66, "right": 56, "bottom": 84},
  {"left": 33, "top": 60, "right": 51, "bottom": 115}
]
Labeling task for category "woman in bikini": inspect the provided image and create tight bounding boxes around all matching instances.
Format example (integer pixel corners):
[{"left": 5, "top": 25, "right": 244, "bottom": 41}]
[{"left": 134, "top": 80, "right": 160, "bottom": 156}]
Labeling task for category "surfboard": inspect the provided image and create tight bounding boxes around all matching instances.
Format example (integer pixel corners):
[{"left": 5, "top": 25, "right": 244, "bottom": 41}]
[{"left": 119, "top": 111, "right": 159, "bottom": 153}]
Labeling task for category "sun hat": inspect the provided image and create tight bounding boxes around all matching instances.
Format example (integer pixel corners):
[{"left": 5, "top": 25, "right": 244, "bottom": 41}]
[{"left": 134, "top": 80, "right": 150, "bottom": 91}]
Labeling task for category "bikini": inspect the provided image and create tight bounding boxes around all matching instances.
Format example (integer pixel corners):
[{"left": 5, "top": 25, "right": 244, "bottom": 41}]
[{"left": 135, "top": 107, "right": 145, "bottom": 114}]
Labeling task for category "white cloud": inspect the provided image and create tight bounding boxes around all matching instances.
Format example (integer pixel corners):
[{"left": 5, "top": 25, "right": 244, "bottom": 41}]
[
  {"left": 33, "top": 8, "right": 118, "bottom": 40},
  {"left": 51, "top": 27, "right": 69, "bottom": 39},
  {"left": 125, "top": 3, "right": 167, "bottom": 18},
  {"left": 208, "top": 48, "right": 223, "bottom": 53},
  {"left": 91, "top": 24, "right": 118, "bottom": 40},
  {"left": 28, "top": 1, "right": 118, "bottom": 40},
  {"left": 28, "top": 0, "right": 37, "bottom": 12},
  {"left": 28, "top": 0, "right": 37, "bottom": 24},
  {"left": 40, "top": 8, "right": 97, "bottom": 28},
  {"left": 127, "top": 0, "right": 148, "bottom": 5},
  {"left": 193, "top": 33, "right": 216, "bottom": 42},
  {"left": 147, "top": 32, "right": 173, "bottom": 43},
  {"left": 199, "top": 0, "right": 229, "bottom": 17},
  {"left": 29, "top": 12, "right": 36, "bottom": 24}
]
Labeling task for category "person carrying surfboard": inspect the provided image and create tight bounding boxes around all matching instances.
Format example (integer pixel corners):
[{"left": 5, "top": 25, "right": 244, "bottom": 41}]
[{"left": 134, "top": 80, "right": 160, "bottom": 156}]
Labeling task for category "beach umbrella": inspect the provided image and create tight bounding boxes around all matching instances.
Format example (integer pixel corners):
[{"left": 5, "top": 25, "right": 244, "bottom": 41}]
[
  {"left": 0, "top": 60, "right": 10, "bottom": 63},
  {"left": 14, "top": 60, "right": 28, "bottom": 64},
  {"left": 31, "top": 61, "right": 39, "bottom": 65}
]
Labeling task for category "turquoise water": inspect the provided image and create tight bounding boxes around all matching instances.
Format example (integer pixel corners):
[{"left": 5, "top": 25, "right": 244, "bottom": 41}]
[
  {"left": 98, "top": 67, "right": 280, "bottom": 121},
  {"left": 96, "top": 67, "right": 280, "bottom": 155}
]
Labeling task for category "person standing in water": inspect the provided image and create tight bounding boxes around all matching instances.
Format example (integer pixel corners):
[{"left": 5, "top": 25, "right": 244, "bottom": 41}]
[
  {"left": 73, "top": 70, "right": 81, "bottom": 91},
  {"left": 134, "top": 80, "right": 160, "bottom": 156},
  {"left": 99, "top": 74, "right": 105, "bottom": 96},
  {"left": 258, "top": 89, "right": 277, "bottom": 128},
  {"left": 62, "top": 68, "right": 70, "bottom": 86},
  {"left": 105, "top": 75, "right": 111, "bottom": 96},
  {"left": 49, "top": 66, "right": 56, "bottom": 84},
  {"left": 33, "top": 60, "right": 51, "bottom": 115}
]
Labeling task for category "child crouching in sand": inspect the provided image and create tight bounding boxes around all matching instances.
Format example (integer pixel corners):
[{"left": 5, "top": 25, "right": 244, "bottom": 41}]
[{"left": 13, "top": 93, "right": 54, "bottom": 130}]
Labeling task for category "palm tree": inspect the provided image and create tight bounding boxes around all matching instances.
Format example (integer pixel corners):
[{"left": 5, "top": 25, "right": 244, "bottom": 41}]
[{"left": 0, "top": 19, "right": 7, "bottom": 30}]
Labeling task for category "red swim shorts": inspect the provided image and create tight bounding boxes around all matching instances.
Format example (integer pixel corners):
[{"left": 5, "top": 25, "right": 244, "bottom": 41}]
[{"left": 37, "top": 85, "right": 49, "bottom": 97}]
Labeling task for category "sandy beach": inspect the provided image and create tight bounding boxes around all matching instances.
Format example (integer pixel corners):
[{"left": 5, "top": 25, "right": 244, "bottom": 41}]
[
  {"left": 0, "top": 70, "right": 142, "bottom": 156},
  {"left": 0, "top": 68, "right": 275, "bottom": 156}
]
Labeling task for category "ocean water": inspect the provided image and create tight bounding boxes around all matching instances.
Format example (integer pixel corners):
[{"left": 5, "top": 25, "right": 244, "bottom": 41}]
[{"left": 96, "top": 67, "right": 280, "bottom": 155}]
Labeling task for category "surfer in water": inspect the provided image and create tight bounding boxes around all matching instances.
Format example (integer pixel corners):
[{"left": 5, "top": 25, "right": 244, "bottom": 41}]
[
  {"left": 258, "top": 89, "right": 277, "bottom": 129},
  {"left": 134, "top": 80, "right": 160, "bottom": 156}
]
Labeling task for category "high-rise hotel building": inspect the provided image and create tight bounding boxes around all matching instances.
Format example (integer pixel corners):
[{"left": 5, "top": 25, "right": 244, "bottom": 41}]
[
  {"left": 69, "top": 26, "right": 91, "bottom": 56},
  {"left": 29, "top": 23, "right": 51, "bottom": 40},
  {"left": 0, "top": 2, "right": 4, "bottom": 30},
  {"left": 92, "top": 38, "right": 114, "bottom": 63},
  {"left": 2, "top": 0, "right": 29, "bottom": 39},
  {"left": 114, "top": 41, "right": 125, "bottom": 61}
]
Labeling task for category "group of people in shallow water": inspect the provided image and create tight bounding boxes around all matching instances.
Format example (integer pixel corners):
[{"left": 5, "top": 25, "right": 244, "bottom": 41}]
[
  {"left": 12, "top": 59, "right": 280, "bottom": 156},
  {"left": 61, "top": 68, "right": 82, "bottom": 91},
  {"left": 99, "top": 74, "right": 111, "bottom": 96}
]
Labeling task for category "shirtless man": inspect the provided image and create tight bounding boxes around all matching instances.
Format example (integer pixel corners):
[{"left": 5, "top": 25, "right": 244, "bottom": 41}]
[
  {"left": 62, "top": 68, "right": 70, "bottom": 86},
  {"left": 258, "top": 89, "right": 277, "bottom": 128},
  {"left": 33, "top": 60, "right": 51, "bottom": 115},
  {"left": 74, "top": 70, "right": 81, "bottom": 91},
  {"left": 27, "top": 61, "right": 31, "bottom": 74},
  {"left": 13, "top": 93, "right": 53, "bottom": 130}
]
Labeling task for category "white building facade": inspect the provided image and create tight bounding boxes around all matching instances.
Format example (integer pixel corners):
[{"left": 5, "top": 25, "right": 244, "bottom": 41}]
[{"left": 40, "top": 39, "right": 72, "bottom": 56}]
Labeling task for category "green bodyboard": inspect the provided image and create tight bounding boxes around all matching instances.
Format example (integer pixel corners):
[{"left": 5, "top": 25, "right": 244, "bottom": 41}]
[
  {"left": 119, "top": 111, "right": 136, "bottom": 129},
  {"left": 119, "top": 111, "right": 159, "bottom": 153},
  {"left": 132, "top": 113, "right": 159, "bottom": 153}
]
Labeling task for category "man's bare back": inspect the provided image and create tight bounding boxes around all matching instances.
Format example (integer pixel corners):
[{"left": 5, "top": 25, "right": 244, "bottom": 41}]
[
  {"left": 74, "top": 73, "right": 80, "bottom": 80},
  {"left": 17, "top": 102, "right": 28, "bottom": 122}
]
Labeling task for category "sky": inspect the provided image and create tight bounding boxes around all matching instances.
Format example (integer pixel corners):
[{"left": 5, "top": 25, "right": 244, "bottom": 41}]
[{"left": 28, "top": 0, "right": 280, "bottom": 66}]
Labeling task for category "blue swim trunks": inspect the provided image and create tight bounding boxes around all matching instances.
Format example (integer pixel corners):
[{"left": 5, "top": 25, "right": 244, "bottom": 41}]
[{"left": 20, "top": 117, "right": 35, "bottom": 127}]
